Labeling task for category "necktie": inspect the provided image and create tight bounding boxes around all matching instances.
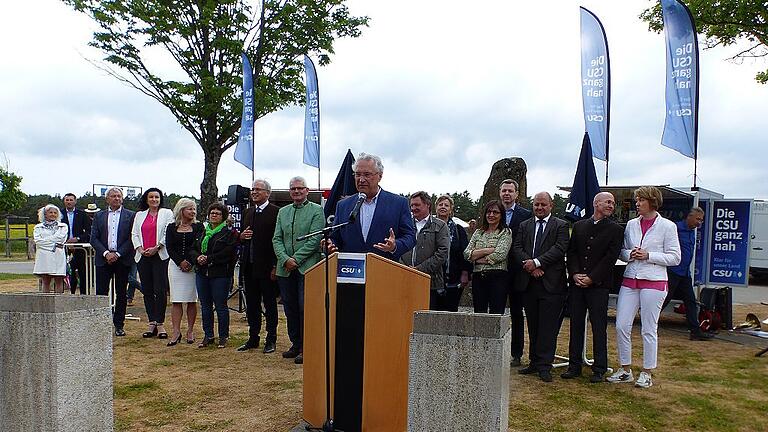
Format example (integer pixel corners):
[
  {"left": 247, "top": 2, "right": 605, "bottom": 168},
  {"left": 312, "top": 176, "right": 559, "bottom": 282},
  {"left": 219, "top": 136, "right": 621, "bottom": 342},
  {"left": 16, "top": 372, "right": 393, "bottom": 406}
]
[{"left": 533, "top": 219, "right": 545, "bottom": 257}]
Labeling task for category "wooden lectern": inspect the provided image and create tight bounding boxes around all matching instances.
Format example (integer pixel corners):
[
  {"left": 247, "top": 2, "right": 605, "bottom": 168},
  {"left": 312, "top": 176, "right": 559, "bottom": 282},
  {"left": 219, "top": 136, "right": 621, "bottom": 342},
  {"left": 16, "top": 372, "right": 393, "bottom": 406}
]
[{"left": 303, "top": 252, "right": 430, "bottom": 432}]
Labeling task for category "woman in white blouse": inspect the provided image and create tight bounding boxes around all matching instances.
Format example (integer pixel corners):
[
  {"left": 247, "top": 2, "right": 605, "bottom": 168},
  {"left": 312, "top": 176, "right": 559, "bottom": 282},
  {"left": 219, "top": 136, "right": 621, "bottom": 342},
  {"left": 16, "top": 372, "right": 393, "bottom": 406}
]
[
  {"left": 131, "top": 188, "right": 175, "bottom": 339},
  {"left": 33, "top": 204, "right": 69, "bottom": 293}
]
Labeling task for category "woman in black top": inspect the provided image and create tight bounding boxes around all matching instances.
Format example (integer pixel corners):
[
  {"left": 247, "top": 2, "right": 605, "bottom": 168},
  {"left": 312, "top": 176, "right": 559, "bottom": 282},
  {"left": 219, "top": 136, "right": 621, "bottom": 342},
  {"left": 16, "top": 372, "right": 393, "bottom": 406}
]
[
  {"left": 191, "top": 203, "right": 237, "bottom": 349},
  {"left": 165, "top": 198, "right": 204, "bottom": 346},
  {"left": 435, "top": 195, "right": 472, "bottom": 311}
]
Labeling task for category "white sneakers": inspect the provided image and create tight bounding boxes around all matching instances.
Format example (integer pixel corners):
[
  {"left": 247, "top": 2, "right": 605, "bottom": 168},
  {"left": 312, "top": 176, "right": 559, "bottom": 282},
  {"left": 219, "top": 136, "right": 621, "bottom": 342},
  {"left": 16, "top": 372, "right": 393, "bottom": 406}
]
[
  {"left": 634, "top": 371, "right": 653, "bottom": 388},
  {"left": 606, "top": 368, "right": 633, "bottom": 383},
  {"left": 607, "top": 368, "right": 653, "bottom": 388}
]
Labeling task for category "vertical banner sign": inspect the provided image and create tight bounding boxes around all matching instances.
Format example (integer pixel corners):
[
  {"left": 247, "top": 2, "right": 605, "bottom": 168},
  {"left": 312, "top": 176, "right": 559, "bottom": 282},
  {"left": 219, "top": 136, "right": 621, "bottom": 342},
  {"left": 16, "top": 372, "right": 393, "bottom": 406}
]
[
  {"left": 707, "top": 200, "right": 752, "bottom": 286},
  {"left": 579, "top": 7, "right": 610, "bottom": 162},
  {"left": 234, "top": 53, "right": 255, "bottom": 170},
  {"left": 693, "top": 199, "right": 711, "bottom": 285},
  {"left": 564, "top": 133, "right": 602, "bottom": 221},
  {"left": 303, "top": 55, "right": 320, "bottom": 168},
  {"left": 660, "top": 0, "right": 699, "bottom": 159}
]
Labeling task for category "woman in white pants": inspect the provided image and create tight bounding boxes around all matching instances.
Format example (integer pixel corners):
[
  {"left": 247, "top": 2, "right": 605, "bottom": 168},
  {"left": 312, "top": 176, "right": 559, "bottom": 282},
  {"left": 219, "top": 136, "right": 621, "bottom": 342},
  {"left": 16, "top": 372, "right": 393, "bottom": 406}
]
[{"left": 608, "top": 186, "right": 680, "bottom": 388}]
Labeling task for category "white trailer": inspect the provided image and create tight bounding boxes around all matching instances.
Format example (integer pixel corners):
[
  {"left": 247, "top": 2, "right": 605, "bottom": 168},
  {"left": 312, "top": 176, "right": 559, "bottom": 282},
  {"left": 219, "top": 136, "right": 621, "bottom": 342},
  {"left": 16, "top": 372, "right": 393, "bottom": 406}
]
[{"left": 750, "top": 200, "right": 768, "bottom": 278}]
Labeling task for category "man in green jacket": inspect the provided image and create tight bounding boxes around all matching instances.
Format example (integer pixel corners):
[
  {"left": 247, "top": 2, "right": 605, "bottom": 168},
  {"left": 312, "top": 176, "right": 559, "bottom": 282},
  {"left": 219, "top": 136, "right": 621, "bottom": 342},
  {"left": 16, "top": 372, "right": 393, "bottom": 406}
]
[{"left": 272, "top": 176, "right": 325, "bottom": 365}]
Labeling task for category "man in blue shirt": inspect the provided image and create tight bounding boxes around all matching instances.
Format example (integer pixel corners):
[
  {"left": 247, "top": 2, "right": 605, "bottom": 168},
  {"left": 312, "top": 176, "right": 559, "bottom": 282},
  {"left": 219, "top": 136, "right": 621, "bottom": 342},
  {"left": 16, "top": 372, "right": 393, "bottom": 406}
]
[{"left": 666, "top": 207, "right": 712, "bottom": 340}]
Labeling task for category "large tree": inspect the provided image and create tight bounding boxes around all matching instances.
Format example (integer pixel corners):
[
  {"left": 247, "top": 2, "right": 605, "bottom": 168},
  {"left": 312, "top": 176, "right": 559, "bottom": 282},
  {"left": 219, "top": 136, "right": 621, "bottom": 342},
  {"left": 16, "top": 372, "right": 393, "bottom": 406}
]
[
  {"left": 0, "top": 166, "right": 27, "bottom": 215},
  {"left": 64, "top": 0, "right": 368, "bottom": 210},
  {"left": 641, "top": 0, "right": 768, "bottom": 84}
]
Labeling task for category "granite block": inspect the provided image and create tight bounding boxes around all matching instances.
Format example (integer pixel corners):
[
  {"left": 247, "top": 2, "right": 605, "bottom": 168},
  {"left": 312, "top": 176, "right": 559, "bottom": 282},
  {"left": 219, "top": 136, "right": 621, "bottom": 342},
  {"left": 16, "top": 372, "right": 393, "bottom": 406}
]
[{"left": 412, "top": 310, "right": 510, "bottom": 338}]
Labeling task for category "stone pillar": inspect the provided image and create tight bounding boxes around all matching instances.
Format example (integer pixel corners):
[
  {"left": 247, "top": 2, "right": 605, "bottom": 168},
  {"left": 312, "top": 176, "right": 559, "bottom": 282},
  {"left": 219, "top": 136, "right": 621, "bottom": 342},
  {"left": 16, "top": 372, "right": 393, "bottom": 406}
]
[
  {"left": 0, "top": 293, "right": 113, "bottom": 432},
  {"left": 407, "top": 311, "right": 511, "bottom": 432}
]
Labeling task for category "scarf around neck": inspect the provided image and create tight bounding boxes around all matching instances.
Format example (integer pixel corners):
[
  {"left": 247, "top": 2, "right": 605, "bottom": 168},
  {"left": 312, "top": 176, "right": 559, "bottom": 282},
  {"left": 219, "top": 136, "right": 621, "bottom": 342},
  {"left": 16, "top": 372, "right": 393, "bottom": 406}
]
[{"left": 202, "top": 222, "right": 225, "bottom": 253}]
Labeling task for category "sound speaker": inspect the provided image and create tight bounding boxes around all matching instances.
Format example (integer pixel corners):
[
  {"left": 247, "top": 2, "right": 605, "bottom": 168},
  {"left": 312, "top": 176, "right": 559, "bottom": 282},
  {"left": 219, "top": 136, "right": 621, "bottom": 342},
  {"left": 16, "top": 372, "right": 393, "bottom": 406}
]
[{"left": 226, "top": 185, "right": 250, "bottom": 205}]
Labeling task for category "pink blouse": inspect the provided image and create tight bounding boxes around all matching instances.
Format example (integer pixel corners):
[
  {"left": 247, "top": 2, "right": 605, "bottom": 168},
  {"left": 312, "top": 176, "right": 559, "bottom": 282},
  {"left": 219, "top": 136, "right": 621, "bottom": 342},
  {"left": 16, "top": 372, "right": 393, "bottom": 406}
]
[
  {"left": 623, "top": 215, "right": 667, "bottom": 291},
  {"left": 141, "top": 213, "right": 158, "bottom": 249}
]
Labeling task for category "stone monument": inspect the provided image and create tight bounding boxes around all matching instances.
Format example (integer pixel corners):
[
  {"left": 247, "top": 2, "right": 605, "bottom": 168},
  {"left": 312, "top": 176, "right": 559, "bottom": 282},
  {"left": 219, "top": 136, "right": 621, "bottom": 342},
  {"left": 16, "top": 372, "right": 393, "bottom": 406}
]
[
  {"left": 0, "top": 293, "right": 113, "bottom": 432},
  {"left": 407, "top": 311, "right": 511, "bottom": 432}
]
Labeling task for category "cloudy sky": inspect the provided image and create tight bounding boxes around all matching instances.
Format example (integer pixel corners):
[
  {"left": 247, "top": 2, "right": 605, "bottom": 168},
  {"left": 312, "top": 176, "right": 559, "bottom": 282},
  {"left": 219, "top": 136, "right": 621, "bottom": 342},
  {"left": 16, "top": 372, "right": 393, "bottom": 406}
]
[{"left": 1, "top": 0, "right": 766, "bottom": 201}]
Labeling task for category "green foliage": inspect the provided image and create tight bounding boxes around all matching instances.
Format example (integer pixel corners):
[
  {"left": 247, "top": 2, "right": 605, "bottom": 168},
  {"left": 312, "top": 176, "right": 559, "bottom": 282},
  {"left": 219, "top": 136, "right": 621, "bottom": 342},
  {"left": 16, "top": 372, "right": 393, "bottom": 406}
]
[
  {"left": 0, "top": 167, "right": 27, "bottom": 214},
  {"left": 63, "top": 0, "right": 369, "bottom": 211},
  {"left": 640, "top": 0, "right": 768, "bottom": 84}
]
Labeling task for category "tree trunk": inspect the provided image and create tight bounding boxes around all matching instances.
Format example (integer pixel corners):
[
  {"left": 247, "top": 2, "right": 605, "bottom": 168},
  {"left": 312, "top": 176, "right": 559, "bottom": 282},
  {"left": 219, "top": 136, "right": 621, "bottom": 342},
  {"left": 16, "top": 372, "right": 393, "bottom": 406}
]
[{"left": 200, "top": 149, "right": 222, "bottom": 215}]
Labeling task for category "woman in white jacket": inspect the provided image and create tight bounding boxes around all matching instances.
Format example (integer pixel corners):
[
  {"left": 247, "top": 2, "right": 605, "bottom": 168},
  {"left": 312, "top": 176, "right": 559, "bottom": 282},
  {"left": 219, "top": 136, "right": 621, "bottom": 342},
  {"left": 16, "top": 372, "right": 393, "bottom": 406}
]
[
  {"left": 607, "top": 186, "right": 681, "bottom": 389},
  {"left": 132, "top": 188, "right": 174, "bottom": 339},
  {"left": 33, "top": 204, "right": 69, "bottom": 293}
]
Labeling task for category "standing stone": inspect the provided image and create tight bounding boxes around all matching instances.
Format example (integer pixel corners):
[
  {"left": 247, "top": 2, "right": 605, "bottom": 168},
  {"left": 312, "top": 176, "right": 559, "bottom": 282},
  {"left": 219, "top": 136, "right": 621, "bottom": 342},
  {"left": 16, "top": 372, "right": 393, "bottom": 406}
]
[
  {"left": 0, "top": 293, "right": 113, "bottom": 432},
  {"left": 408, "top": 311, "right": 511, "bottom": 432},
  {"left": 478, "top": 157, "right": 528, "bottom": 217}
]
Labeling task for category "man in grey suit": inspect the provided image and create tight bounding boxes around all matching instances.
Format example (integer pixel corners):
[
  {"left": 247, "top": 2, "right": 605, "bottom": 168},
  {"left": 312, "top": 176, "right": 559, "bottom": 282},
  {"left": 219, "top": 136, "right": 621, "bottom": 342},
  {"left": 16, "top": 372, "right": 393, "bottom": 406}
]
[
  {"left": 513, "top": 192, "right": 569, "bottom": 382},
  {"left": 90, "top": 187, "right": 136, "bottom": 336}
]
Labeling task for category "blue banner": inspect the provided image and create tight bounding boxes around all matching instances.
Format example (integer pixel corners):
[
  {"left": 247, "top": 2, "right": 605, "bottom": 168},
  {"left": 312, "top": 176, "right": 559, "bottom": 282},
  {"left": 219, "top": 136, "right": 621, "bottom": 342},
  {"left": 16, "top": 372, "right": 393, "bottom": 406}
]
[
  {"left": 580, "top": 7, "right": 610, "bottom": 162},
  {"left": 707, "top": 200, "right": 752, "bottom": 286},
  {"left": 660, "top": 0, "right": 699, "bottom": 159},
  {"left": 234, "top": 53, "right": 255, "bottom": 170},
  {"left": 694, "top": 199, "right": 710, "bottom": 285},
  {"left": 564, "top": 133, "right": 601, "bottom": 221},
  {"left": 303, "top": 55, "right": 320, "bottom": 168}
]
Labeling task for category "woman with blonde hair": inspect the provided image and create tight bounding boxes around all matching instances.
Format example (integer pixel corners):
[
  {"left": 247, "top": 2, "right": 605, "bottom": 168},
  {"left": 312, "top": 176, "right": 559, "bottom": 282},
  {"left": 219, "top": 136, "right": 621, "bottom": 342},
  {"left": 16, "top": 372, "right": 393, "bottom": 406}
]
[
  {"left": 165, "top": 198, "right": 204, "bottom": 345},
  {"left": 607, "top": 186, "right": 680, "bottom": 388},
  {"left": 33, "top": 204, "right": 69, "bottom": 293}
]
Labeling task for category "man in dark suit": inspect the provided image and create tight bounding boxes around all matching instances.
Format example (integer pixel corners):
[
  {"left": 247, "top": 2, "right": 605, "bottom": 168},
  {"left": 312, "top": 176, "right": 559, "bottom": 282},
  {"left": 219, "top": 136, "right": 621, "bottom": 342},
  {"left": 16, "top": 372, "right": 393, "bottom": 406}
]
[
  {"left": 513, "top": 191, "right": 569, "bottom": 382},
  {"left": 561, "top": 192, "right": 624, "bottom": 383},
  {"left": 500, "top": 179, "right": 532, "bottom": 366},
  {"left": 60, "top": 193, "right": 91, "bottom": 294},
  {"left": 328, "top": 153, "right": 415, "bottom": 261},
  {"left": 90, "top": 187, "right": 135, "bottom": 336},
  {"left": 236, "top": 179, "right": 280, "bottom": 354}
]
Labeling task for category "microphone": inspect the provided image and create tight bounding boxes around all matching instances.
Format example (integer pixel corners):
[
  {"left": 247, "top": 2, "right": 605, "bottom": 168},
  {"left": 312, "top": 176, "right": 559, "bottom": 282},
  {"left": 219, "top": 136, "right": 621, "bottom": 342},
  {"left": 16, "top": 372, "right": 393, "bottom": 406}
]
[{"left": 348, "top": 192, "right": 367, "bottom": 222}]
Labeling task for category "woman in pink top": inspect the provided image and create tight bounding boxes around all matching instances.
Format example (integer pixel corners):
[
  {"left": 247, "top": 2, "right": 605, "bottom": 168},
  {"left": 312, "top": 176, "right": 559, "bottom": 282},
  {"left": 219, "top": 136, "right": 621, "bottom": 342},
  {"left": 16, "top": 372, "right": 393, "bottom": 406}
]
[
  {"left": 131, "top": 188, "right": 175, "bottom": 339},
  {"left": 607, "top": 186, "right": 680, "bottom": 388}
]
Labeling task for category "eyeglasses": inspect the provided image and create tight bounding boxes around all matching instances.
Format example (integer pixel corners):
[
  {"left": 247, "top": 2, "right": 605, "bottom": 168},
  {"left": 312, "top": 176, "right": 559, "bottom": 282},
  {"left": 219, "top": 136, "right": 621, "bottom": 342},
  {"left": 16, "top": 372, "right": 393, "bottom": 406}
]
[
  {"left": 290, "top": 187, "right": 307, "bottom": 191},
  {"left": 486, "top": 210, "right": 501, "bottom": 215},
  {"left": 251, "top": 188, "right": 267, "bottom": 192},
  {"left": 209, "top": 211, "right": 223, "bottom": 216},
  {"left": 354, "top": 172, "right": 378, "bottom": 179}
]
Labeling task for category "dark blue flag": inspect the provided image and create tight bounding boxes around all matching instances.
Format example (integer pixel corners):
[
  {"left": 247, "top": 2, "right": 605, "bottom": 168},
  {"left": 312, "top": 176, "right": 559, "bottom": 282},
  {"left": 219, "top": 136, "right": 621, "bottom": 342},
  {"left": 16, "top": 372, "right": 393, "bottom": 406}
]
[
  {"left": 303, "top": 55, "right": 320, "bottom": 168},
  {"left": 580, "top": 7, "right": 610, "bottom": 162},
  {"left": 661, "top": 0, "right": 699, "bottom": 159},
  {"left": 234, "top": 53, "right": 255, "bottom": 170},
  {"left": 325, "top": 149, "right": 356, "bottom": 219},
  {"left": 565, "top": 133, "right": 602, "bottom": 221}
]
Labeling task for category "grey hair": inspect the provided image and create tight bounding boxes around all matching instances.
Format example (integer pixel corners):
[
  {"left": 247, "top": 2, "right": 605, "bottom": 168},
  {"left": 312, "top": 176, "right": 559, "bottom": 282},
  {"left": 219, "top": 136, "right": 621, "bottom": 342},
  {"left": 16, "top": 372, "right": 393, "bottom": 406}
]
[
  {"left": 172, "top": 198, "right": 198, "bottom": 225},
  {"left": 289, "top": 176, "right": 307, "bottom": 188},
  {"left": 252, "top": 178, "right": 272, "bottom": 193},
  {"left": 105, "top": 187, "right": 123, "bottom": 197},
  {"left": 352, "top": 153, "right": 384, "bottom": 174},
  {"left": 689, "top": 206, "right": 704, "bottom": 215},
  {"left": 38, "top": 204, "right": 61, "bottom": 223}
]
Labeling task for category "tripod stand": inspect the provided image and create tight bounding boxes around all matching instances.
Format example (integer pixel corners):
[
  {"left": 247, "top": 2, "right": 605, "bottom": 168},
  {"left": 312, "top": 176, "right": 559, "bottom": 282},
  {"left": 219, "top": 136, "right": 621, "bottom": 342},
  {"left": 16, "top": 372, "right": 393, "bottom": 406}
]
[
  {"left": 299, "top": 220, "right": 350, "bottom": 432},
  {"left": 227, "top": 262, "right": 247, "bottom": 313}
]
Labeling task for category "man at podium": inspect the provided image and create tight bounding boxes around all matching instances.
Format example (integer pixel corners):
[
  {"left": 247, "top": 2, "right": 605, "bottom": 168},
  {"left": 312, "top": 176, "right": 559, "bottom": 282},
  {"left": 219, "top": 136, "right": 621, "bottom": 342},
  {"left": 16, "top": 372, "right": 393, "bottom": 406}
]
[{"left": 327, "top": 153, "right": 415, "bottom": 261}]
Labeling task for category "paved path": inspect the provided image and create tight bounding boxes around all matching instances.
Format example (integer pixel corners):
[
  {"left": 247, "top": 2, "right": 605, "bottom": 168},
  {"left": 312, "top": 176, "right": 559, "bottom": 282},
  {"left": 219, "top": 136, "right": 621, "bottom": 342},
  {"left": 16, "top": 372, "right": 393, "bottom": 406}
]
[{"left": 0, "top": 261, "right": 34, "bottom": 274}]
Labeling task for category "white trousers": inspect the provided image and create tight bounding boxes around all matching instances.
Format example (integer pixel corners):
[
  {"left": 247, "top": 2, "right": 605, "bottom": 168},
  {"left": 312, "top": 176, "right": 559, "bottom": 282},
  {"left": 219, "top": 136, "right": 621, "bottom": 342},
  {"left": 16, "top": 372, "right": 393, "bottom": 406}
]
[{"left": 615, "top": 286, "right": 667, "bottom": 370}]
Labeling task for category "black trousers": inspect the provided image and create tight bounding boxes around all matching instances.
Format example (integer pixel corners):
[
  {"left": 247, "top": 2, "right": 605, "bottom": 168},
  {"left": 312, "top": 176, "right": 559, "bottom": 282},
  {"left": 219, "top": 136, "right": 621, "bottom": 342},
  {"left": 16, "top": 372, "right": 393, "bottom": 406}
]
[
  {"left": 430, "top": 286, "right": 462, "bottom": 312},
  {"left": 664, "top": 271, "right": 700, "bottom": 332},
  {"left": 523, "top": 280, "right": 566, "bottom": 371},
  {"left": 508, "top": 275, "right": 525, "bottom": 359},
  {"left": 69, "top": 250, "right": 87, "bottom": 294},
  {"left": 567, "top": 286, "right": 609, "bottom": 374},
  {"left": 137, "top": 255, "right": 169, "bottom": 324},
  {"left": 243, "top": 264, "right": 278, "bottom": 343},
  {"left": 278, "top": 271, "right": 305, "bottom": 349},
  {"left": 472, "top": 270, "right": 508, "bottom": 314},
  {"left": 95, "top": 262, "right": 129, "bottom": 329}
]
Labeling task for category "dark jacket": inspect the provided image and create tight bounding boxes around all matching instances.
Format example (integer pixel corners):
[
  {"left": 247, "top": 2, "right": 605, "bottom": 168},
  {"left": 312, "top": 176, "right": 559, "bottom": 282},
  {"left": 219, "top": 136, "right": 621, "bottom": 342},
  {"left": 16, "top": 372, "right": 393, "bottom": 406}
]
[
  {"left": 166, "top": 222, "right": 205, "bottom": 267},
  {"left": 566, "top": 218, "right": 624, "bottom": 289},
  {"left": 191, "top": 225, "right": 237, "bottom": 278},
  {"left": 90, "top": 207, "right": 136, "bottom": 267},
  {"left": 239, "top": 203, "right": 279, "bottom": 276},
  {"left": 513, "top": 215, "right": 569, "bottom": 294},
  {"left": 445, "top": 219, "right": 472, "bottom": 287},
  {"left": 506, "top": 205, "right": 532, "bottom": 273},
  {"left": 60, "top": 208, "right": 91, "bottom": 243},
  {"left": 399, "top": 216, "right": 450, "bottom": 290}
]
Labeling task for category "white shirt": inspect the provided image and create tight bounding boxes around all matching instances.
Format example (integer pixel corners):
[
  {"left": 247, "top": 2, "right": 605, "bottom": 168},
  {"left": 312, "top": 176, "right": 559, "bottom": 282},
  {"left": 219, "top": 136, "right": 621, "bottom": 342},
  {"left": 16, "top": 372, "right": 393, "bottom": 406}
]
[
  {"left": 66, "top": 209, "right": 75, "bottom": 238},
  {"left": 253, "top": 200, "right": 270, "bottom": 212},
  {"left": 414, "top": 216, "right": 428, "bottom": 234},
  {"left": 359, "top": 189, "right": 380, "bottom": 242},
  {"left": 107, "top": 207, "right": 122, "bottom": 254}
]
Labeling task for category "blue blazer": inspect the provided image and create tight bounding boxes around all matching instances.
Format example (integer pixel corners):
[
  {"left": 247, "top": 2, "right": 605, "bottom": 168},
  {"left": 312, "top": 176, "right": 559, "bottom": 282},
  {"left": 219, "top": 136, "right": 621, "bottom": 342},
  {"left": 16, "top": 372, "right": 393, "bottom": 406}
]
[
  {"left": 331, "top": 189, "right": 415, "bottom": 261},
  {"left": 90, "top": 208, "right": 136, "bottom": 267}
]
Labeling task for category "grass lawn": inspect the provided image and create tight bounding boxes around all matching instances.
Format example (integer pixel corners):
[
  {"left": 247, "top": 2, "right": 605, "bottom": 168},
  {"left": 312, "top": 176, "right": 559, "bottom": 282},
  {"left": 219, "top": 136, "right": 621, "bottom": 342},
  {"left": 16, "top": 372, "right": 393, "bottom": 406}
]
[{"left": 2, "top": 279, "right": 767, "bottom": 431}]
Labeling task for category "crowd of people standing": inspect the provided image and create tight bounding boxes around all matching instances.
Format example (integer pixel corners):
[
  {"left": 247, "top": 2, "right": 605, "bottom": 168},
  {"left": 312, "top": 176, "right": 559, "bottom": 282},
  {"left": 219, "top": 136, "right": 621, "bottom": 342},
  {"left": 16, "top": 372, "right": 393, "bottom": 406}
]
[{"left": 31, "top": 152, "right": 710, "bottom": 389}]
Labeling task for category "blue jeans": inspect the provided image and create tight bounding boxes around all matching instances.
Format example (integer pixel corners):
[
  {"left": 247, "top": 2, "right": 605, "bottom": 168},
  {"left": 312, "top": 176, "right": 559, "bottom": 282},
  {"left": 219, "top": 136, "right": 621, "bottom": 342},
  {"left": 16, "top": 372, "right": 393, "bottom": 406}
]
[
  {"left": 278, "top": 271, "right": 305, "bottom": 349},
  {"left": 196, "top": 273, "right": 230, "bottom": 340},
  {"left": 127, "top": 262, "right": 142, "bottom": 300}
]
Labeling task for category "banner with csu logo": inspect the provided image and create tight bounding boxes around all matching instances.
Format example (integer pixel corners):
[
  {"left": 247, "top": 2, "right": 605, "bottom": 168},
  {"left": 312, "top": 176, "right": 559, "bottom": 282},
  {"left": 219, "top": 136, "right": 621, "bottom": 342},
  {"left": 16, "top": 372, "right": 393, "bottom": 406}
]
[
  {"left": 707, "top": 200, "right": 752, "bottom": 286},
  {"left": 580, "top": 7, "right": 610, "bottom": 161}
]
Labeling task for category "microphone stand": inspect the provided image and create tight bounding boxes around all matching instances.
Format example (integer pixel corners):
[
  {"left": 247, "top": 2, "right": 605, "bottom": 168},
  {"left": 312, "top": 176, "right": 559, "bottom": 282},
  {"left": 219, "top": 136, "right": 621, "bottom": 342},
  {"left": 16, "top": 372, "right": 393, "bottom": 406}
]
[{"left": 299, "top": 219, "right": 351, "bottom": 432}]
